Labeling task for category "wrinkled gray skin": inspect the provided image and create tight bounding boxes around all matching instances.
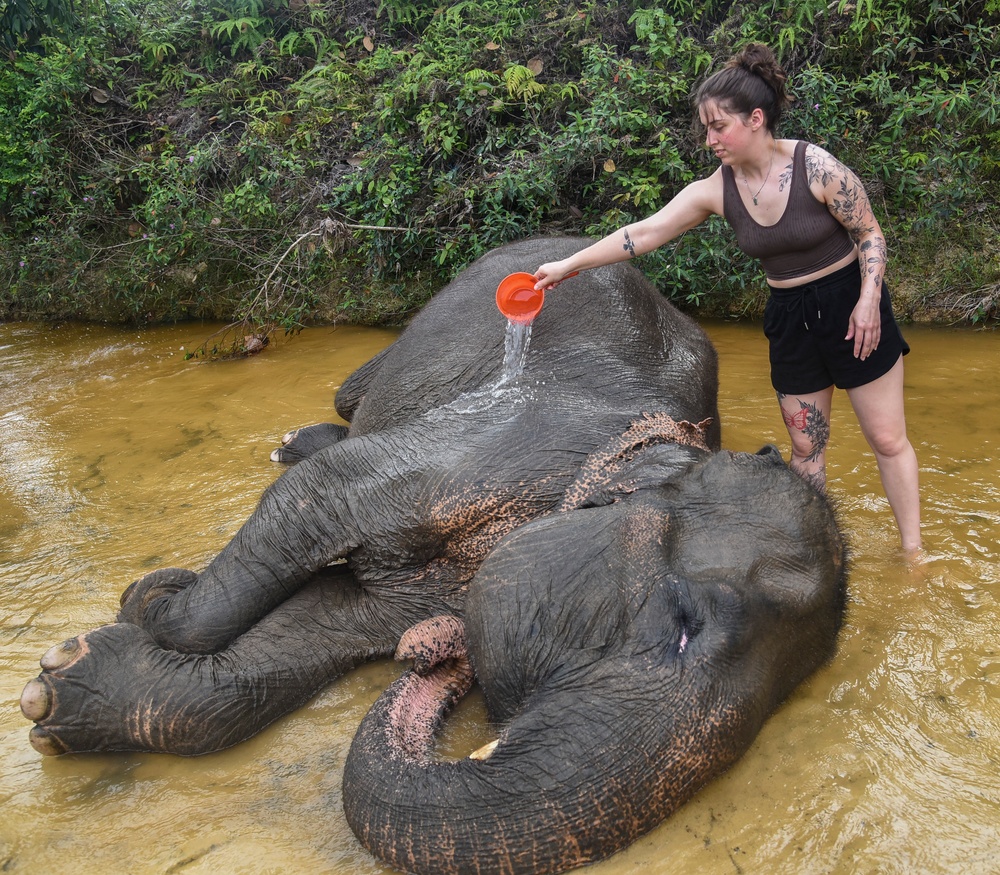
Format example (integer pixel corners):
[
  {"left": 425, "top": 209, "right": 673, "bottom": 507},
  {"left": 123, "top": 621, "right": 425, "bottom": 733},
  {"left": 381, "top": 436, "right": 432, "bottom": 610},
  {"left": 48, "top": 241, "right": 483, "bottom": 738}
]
[
  {"left": 343, "top": 445, "right": 846, "bottom": 875},
  {"left": 20, "top": 236, "right": 722, "bottom": 756}
]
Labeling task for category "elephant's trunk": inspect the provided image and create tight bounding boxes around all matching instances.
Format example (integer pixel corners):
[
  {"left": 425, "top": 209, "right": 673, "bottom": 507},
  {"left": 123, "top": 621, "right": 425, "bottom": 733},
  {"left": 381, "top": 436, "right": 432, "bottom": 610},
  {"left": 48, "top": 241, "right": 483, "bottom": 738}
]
[{"left": 343, "top": 649, "right": 755, "bottom": 875}]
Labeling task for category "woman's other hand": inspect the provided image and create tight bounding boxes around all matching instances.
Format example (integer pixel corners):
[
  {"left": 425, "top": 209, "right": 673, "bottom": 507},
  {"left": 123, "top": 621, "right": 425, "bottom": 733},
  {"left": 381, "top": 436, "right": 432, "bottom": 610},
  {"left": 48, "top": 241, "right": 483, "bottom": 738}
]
[{"left": 846, "top": 290, "right": 882, "bottom": 359}]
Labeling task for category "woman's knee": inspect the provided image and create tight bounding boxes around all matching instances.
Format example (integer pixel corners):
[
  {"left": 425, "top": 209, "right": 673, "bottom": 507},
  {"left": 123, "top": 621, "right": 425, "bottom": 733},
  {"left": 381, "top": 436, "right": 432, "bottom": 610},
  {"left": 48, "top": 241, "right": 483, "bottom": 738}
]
[
  {"left": 865, "top": 425, "right": 911, "bottom": 460},
  {"left": 788, "top": 432, "right": 826, "bottom": 465}
]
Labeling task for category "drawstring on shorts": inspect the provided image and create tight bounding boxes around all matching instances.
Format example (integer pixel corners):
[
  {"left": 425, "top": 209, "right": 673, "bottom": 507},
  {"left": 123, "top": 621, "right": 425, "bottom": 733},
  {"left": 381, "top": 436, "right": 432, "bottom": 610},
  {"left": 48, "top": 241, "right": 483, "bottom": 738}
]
[{"left": 772, "top": 284, "right": 822, "bottom": 331}]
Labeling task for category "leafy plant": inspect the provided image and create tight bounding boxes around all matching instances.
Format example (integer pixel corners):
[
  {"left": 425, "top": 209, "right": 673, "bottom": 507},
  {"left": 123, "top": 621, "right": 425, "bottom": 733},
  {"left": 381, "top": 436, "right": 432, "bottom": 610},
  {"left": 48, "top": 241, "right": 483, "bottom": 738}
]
[{"left": 2, "top": 0, "right": 998, "bottom": 329}]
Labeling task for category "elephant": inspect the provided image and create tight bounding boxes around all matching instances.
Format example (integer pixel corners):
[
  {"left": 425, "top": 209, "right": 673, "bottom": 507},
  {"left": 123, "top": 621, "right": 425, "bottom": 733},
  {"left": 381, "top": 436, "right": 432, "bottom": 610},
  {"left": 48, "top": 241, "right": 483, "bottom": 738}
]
[
  {"left": 19, "top": 236, "right": 846, "bottom": 874},
  {"left": 20, "top": 235, "right": 722, "bottom": 756}
]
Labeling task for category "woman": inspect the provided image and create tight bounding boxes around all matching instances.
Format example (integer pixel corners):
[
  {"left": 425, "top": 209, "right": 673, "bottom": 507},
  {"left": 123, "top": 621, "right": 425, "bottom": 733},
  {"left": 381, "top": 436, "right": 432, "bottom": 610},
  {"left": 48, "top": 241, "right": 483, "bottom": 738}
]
[{"left": 534, "top": 43, "right": 921, "bottom": 553}]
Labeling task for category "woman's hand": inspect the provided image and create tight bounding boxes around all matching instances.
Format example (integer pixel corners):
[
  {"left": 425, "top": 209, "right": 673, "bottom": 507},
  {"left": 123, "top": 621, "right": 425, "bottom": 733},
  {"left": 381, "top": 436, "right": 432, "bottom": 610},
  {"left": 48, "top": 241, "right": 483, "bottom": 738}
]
[
  {"left": 533, "top": 260, "right": 573, "bottom": 290},
  {"left": 846, "top": 289, "right": 882, "bottom": 359}
]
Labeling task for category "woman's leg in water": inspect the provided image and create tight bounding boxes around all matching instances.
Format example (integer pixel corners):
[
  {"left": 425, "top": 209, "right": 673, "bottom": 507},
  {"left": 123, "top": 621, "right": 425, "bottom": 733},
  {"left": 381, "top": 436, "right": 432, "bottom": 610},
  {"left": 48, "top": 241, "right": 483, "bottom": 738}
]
[{"left": 847, "top": 356, "right": 922, "bottom": 552}]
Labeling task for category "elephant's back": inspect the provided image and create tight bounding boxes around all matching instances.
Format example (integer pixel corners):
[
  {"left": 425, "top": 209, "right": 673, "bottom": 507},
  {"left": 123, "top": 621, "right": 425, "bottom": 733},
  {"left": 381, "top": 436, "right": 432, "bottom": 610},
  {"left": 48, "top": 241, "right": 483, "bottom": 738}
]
[{"left": 342, "top": 237, "right": 719, "bottom": 445}]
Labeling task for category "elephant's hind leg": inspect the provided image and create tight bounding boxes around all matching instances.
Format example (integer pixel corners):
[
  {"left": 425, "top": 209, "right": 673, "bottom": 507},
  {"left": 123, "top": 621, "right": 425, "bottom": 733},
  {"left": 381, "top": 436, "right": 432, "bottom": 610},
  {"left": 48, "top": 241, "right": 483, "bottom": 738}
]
[{"left": 112, "top": 450, "right": 364, "bottom": 654}]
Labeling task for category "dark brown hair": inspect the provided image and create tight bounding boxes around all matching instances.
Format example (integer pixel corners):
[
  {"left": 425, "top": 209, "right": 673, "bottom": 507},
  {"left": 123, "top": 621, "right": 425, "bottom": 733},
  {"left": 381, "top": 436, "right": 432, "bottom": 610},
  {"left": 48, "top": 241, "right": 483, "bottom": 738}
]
[{"left": 693, "top": 43, "right": 793, "bottom": 133}]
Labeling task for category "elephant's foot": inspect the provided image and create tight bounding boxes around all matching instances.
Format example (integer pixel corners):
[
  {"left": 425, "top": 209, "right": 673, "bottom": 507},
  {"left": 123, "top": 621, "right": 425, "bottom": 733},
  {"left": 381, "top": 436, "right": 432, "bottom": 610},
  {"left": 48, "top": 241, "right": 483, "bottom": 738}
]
[
  {"left": 385, "top": 616, "right": 474, "bottom": 761},
  {"left": 20, "top": 622, "right": 226, "bottom": 756},
  {"left": 270, "top": 422, "right": 349, "bottom": 463}
]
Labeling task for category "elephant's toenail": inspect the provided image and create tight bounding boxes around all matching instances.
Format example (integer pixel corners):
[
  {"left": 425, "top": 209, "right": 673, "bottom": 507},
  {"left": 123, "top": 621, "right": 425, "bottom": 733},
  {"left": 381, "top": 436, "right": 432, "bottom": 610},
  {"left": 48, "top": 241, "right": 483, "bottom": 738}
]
[
  {"left": 19, "top": 678, "right": 51, "bottom": 720},
  {"left": 40, "top": 638, "right": 80, "bottom": 670},
  {"left": 28, "top": 727, "right": 67, "bottom": 757}
]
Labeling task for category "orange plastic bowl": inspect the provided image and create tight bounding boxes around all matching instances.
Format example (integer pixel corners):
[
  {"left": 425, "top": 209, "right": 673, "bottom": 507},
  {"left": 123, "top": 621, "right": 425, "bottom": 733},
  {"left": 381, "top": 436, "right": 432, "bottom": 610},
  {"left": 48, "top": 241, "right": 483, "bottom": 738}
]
[{"left": 496, "top": 272, "right": 544, "bottom": 324}]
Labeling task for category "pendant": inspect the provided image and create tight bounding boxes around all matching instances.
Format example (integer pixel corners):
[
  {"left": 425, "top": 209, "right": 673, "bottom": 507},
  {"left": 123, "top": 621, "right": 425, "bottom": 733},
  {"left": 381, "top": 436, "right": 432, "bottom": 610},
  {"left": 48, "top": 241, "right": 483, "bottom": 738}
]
[{"left": 752, "top": 196, "right": 758, "bottom": 206}]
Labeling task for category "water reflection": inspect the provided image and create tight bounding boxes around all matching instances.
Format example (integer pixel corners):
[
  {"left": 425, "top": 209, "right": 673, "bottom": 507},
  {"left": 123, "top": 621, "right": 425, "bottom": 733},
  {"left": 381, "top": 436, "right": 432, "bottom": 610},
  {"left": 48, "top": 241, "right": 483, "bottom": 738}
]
[{"left": 1, "top": 319, "right": 997, "bottom": 874}]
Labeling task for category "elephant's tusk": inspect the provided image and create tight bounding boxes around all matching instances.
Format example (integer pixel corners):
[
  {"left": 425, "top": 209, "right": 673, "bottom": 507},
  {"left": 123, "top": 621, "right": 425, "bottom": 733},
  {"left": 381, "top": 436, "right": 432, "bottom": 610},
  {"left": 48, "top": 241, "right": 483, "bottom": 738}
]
[{"left": 468, "top": 738, "right": 499, "bottom": 761}]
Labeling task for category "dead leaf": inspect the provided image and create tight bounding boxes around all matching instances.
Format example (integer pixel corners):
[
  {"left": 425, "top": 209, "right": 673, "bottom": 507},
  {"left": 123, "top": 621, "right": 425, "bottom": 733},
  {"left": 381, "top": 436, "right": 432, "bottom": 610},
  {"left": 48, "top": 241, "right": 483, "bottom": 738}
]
[
  {"left": 604, "top": 158, "right": 616, "bottom": 172},
  {"left": 485, "top": 41, "right": 500, "bottom": 50},
  {"left": 363, "top": 36, "right": 374, "bottom": 52},
  {"left": 527, "top": 58, "right": 543, "bottom": 75}
]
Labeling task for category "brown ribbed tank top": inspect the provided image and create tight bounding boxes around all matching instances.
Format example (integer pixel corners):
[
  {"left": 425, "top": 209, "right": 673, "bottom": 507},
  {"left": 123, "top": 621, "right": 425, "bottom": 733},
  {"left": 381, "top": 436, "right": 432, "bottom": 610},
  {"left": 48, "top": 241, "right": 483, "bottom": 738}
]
[{"left": 722, "top": 140, "right": 855, "bottom": 281}]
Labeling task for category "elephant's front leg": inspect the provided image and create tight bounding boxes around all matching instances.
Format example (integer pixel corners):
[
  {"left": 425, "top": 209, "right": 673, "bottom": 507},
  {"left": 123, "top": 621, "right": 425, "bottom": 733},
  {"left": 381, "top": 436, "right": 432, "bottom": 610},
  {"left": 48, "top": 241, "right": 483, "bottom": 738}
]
[
  {"left": 21, "top": 565, "right": 434, "bottom": 756},
  {"left": 120, "top": 449, "right": 363, "bottom": 653}
]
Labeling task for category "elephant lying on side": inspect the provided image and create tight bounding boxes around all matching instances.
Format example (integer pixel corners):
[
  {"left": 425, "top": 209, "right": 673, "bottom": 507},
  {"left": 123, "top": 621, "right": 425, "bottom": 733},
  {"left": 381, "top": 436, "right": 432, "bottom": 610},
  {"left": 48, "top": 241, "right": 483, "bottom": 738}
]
[{"left": 20, "top": 236, "right": 846, "bottom": 874}]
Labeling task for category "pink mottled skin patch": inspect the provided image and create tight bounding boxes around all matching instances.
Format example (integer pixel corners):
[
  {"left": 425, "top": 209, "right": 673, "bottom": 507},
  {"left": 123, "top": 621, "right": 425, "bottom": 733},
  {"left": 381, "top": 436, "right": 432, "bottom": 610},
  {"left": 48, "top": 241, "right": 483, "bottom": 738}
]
[{"left": 396, "top": 615, "right": 468, "bottom": 675}]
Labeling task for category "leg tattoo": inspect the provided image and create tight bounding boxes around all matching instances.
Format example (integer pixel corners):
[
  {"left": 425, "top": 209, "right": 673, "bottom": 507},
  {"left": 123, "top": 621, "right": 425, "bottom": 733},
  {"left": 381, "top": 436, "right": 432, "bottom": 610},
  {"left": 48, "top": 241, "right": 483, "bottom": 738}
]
[
  {"left": 778, "top": 394, "right": 830, "bottom": 463},
  {"left": 778, "top": 392, "right": 831, "bottom": 493}
]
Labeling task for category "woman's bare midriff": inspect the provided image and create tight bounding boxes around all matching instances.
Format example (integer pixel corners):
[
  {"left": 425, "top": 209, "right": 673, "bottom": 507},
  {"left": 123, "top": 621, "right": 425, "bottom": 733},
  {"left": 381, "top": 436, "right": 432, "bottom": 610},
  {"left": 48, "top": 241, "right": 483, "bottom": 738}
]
[{"left": 765, "top": 249, "right": 858, "bottom": 288}]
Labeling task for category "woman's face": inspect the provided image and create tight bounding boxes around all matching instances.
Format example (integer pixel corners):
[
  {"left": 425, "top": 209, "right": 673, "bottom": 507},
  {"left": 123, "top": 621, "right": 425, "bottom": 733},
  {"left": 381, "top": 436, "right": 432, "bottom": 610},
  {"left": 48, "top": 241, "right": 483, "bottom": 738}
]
[{"left": 698, "top": 99, "right": 757, "bottom": 164}]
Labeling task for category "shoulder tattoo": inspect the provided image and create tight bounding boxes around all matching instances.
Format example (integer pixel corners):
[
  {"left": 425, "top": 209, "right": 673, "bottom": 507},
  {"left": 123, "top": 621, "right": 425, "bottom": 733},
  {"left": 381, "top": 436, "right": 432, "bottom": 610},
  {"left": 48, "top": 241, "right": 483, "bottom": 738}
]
[{"left": 806, "top": 147, "right": 886, "bottom": 275}]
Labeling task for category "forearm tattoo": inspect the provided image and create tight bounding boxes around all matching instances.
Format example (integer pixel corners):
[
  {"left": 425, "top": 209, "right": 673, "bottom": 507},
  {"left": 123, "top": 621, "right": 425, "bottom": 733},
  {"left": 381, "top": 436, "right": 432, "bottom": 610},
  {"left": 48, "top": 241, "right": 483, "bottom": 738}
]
[
  {"left": 858, "top": 236, "right": 887, "bottom": 289},
  {"left": 622, "top": 229, "right": 636, "bottom": 257},
  {"left": 806, "top": 149, "right": 886, "bottom": 289},
  {"left": 778, "top": 394, "right": 830, "bottom": 464}
]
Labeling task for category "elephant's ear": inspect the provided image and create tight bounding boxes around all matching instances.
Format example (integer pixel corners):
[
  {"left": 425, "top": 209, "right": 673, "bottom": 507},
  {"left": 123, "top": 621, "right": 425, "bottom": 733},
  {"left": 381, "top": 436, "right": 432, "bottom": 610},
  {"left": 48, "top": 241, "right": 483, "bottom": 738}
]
[{"left": 564, "top": 444, "right": 705, "bottom": 510}]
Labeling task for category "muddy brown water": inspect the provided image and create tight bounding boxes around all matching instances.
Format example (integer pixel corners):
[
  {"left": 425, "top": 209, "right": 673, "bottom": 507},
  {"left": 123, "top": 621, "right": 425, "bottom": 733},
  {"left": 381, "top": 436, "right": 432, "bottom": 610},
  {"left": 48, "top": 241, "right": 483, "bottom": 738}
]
[{"left": 1, "top": 319, "right": 997, "bottom": 874}]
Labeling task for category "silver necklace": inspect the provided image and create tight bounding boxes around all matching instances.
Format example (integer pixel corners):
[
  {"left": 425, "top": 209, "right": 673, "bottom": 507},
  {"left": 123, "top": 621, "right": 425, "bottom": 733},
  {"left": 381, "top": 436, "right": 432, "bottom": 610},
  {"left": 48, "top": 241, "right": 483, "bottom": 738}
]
[{"left": 741, "top": 141, "right": 776, "bottom": 206}]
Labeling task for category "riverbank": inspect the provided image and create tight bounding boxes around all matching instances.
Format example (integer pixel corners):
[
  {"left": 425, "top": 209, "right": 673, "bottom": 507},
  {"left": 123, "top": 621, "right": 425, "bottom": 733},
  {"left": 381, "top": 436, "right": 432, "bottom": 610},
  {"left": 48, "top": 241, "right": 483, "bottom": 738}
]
[{"left": 2, "top": 1, "right": 998, "bottom": 339}]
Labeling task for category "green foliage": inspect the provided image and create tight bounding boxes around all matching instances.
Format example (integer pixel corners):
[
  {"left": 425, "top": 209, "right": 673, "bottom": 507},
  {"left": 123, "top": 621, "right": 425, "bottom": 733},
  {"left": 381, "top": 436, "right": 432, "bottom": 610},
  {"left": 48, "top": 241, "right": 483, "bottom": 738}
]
[
  {"left": 2, "top": 0, "right": 999, "bottom": 329},
  {"left": 1, "top": 0, "right": 78, "bottom": 49}
]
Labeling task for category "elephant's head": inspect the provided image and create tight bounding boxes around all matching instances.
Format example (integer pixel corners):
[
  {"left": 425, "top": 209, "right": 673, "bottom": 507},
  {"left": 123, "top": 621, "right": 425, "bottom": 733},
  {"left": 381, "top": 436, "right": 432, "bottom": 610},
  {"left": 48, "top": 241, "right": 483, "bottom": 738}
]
[{"left": 342, "top": 446, "right": 847, "bottom": 875}]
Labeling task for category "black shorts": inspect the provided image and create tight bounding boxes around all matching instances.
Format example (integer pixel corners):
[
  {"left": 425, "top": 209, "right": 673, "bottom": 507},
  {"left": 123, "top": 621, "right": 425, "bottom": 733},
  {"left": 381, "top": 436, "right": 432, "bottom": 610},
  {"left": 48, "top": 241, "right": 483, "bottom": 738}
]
[{"left": 763, "top": 261, "right": 910, "bottom": 395}]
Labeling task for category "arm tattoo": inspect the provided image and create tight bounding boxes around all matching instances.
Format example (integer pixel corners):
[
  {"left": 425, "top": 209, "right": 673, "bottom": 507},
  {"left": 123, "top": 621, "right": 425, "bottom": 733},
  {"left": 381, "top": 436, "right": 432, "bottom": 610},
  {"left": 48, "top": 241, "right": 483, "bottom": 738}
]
[
  {"left": 806, "top": 147, "right": 886, "bottom": 287},
  {"left": 858, "top": 237, "right": 886, "bottom": 289},
  {"left": 622, "top": 229, "right": 636, "bottom": 257}
]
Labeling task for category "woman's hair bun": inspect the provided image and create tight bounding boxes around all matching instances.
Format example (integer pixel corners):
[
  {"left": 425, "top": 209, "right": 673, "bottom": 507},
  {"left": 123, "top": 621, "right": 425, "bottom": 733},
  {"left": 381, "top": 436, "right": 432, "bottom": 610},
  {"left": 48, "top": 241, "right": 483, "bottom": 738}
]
[{"left": 694, "top": 42, "right": 793, "bottom": 132}]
